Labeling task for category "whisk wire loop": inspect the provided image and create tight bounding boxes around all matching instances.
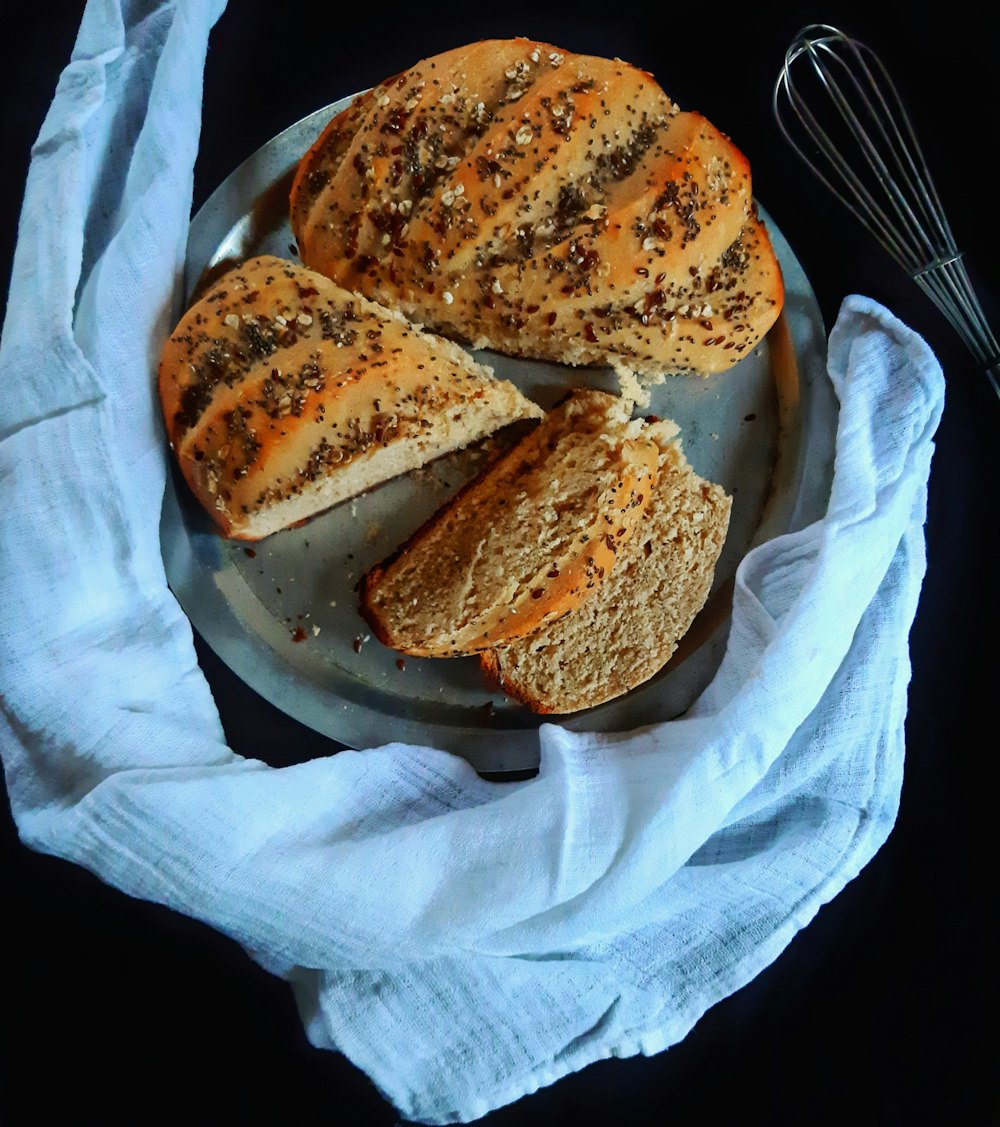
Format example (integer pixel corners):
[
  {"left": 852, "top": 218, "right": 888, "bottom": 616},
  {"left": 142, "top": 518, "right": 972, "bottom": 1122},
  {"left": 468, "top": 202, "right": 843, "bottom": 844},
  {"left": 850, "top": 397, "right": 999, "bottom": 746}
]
[{"left": 774, "top": 24, "right": 999, "bottom": 396}]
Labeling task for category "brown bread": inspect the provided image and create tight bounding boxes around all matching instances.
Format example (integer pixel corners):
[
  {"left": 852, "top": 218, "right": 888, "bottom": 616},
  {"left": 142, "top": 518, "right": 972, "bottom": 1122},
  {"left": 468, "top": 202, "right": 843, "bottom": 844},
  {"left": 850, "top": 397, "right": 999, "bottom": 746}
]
[
  {"left": 290, "top": 39, "right": 783, "bottom": 380},
  {"left": 359, "top": 390, "right": 659, "bottom": 657},
  {"left": 480, "top": 422, "right": 731, "bottom": 712},
  {"left": 158, "top": 255, "right": 542, "bottom": 539}
]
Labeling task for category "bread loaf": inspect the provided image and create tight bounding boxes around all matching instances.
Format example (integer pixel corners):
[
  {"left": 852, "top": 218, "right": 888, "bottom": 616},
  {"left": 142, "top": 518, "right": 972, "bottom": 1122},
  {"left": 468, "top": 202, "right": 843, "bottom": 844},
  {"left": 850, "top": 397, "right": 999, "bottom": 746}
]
[
  {"left": 480, "top": 422, "right": 731, "bottom": 712},
  {"left": 290, "top": 38, "right": 783, "bottom": 379},
  {"left": 359, "top": 389, "right": 659, "bottom": 657},
  {"left": 158, "top": 254, "right": 542, "bottom": 539}
]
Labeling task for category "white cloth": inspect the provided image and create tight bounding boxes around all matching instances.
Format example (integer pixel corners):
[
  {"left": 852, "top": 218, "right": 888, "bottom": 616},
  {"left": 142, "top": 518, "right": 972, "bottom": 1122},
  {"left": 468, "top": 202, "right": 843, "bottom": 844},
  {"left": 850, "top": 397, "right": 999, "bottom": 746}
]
[{"left": 0, "top": 2, "right": 944, "bottom": 1123}]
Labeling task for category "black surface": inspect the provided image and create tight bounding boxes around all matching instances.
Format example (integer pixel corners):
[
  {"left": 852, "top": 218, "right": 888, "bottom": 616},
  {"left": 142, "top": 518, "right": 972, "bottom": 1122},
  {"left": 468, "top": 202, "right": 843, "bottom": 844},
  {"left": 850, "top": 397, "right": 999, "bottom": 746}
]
[{"left": 2, "top": 3, "right": 997, "bottom": 1124}]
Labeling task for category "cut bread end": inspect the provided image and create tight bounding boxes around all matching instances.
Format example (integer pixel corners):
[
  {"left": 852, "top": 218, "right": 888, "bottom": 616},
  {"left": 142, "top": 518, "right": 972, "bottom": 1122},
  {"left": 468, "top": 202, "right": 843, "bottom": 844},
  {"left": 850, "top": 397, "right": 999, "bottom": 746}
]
[{"left": 215, "top": 380, "right": 542, "bottom": 540}]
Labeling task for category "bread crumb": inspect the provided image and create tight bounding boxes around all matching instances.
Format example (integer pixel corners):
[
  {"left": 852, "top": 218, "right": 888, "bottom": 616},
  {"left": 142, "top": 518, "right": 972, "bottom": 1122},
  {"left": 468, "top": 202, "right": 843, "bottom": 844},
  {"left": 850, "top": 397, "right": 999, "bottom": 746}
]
[{"left": 611, "top": 361, "right": 649, "bottom": 410}]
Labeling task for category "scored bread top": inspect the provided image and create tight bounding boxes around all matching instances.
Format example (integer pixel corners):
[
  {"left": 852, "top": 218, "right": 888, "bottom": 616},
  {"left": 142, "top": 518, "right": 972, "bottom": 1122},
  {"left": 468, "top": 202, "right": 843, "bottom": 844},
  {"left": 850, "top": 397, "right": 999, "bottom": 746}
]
[
  {"left": 290, "top": 38, "right": 784, "bottom": 379},
  {"left": 480, "top": 422, "right": 732, "bottom": 713},
  {"left": 359, "top": 389, "right": 659, "bottom": 657},
  {"left": 158, "top": 254, "right": 542, "bottom": 539}
]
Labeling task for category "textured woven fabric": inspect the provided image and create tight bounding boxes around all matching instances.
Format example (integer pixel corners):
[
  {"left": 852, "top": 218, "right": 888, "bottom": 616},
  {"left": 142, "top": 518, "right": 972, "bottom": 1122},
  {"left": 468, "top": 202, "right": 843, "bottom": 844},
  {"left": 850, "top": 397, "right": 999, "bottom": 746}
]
[{"left": 0, "top": 3, "right": 944, "bottom": 1123}]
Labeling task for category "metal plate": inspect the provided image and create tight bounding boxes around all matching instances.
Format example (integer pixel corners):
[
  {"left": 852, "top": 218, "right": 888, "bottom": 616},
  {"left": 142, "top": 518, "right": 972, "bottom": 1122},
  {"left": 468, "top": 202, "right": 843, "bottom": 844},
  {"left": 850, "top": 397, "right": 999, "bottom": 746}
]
[{"left": 161, "top": 95, "right": 838, "bottom": 773}]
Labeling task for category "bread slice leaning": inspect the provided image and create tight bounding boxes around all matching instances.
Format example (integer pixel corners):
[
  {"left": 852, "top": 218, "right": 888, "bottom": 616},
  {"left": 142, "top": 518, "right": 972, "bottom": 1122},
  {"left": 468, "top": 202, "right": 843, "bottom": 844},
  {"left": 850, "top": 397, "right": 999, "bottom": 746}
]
[
  {"left": 359, "top": 390, "right": 659, "bottom": 657},
  {"left": 480, "top": 422, "right": 731, "bottom": 713},
  {"left": 158, "top": 254, "right": 543, "bottom": 540}
]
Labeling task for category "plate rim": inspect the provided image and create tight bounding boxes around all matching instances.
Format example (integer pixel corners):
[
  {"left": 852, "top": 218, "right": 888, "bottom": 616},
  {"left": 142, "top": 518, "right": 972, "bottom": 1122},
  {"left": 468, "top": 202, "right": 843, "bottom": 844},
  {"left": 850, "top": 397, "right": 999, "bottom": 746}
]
[{"left": 164, "top": 96, "right": 838, "bottom": 773}]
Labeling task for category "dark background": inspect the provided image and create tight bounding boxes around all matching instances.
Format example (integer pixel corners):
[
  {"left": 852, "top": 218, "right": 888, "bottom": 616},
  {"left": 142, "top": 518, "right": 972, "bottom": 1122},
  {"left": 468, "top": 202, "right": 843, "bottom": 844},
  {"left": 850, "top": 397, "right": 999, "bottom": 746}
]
[{"left": 2, "top": 2, "right": 996, "bottom": 1124}]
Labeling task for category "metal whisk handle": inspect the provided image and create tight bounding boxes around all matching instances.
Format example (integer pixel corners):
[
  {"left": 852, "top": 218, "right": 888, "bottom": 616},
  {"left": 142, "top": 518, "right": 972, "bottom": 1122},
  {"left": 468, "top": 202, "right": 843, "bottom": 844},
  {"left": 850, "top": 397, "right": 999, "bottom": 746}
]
[
  {"left": 774, "top": 24, "right": 1000, "bottom": 399},
  {"left": 908, "top": 250, "right": 1000, "bottom": 397}
]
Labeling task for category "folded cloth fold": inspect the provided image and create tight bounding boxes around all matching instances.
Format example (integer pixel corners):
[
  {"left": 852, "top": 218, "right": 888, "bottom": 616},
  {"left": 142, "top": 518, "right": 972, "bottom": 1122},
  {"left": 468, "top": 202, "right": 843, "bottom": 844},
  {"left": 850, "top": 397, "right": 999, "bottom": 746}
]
[{"left": 0, "top": 2, "right": 944, "bottom": 1124}]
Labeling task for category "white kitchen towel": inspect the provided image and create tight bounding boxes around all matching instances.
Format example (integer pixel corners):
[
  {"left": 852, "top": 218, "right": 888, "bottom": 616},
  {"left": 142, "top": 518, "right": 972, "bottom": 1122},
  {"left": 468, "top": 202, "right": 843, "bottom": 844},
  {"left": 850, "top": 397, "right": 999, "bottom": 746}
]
[{"left": 0, "top": 2, "right": 944, "bottom": 1124}]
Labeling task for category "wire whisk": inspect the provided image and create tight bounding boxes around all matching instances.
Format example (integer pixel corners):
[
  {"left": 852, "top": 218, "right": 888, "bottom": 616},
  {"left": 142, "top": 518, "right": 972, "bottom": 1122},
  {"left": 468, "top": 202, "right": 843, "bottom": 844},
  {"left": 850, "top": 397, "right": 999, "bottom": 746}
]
[{"left": 774, "top": 24, "right": 999, "bottom": 398}]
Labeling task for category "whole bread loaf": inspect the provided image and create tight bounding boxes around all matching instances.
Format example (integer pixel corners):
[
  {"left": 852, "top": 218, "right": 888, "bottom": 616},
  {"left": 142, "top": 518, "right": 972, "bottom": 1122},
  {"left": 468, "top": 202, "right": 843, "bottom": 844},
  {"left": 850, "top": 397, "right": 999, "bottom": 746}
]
[
  {"left": 158, "top": 254, "right": 542, "bottom": 539},
  {"left": 290, "top": 38, "right": 783, "bottom": 379},
  {"left": 359, "top": 389, "right": 659, "bottom": 656},
  {"left": 481, "top": 422, "right": 732, "bottom": 712}
]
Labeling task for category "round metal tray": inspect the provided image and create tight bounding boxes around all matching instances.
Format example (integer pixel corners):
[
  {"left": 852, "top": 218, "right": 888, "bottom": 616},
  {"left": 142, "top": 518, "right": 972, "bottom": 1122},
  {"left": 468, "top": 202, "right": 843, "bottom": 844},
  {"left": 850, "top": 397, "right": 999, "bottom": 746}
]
[{"left": 160, "top": 95, "right": 838, "bottom": 773}]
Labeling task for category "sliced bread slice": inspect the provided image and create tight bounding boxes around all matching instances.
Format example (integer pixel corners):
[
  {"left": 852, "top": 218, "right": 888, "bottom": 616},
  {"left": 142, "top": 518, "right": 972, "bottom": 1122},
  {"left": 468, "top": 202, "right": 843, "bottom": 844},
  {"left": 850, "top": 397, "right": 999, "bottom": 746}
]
[
  {"left": 480, "top": 421, "right": 731, "bottom": 712},
  {"left": 359, "top": 389, "right": 659, "bottom": 657}
]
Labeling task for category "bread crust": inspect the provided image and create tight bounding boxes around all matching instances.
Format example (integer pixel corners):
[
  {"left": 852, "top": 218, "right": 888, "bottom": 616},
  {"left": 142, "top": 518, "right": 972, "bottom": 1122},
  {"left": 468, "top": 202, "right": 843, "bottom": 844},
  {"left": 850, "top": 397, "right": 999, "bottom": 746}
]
[
  {"left": 290, "top": 38, "right": 783, "bottom": 379},
  {"left": 158, "top": 255, "right": 542, "bottom": 539}
]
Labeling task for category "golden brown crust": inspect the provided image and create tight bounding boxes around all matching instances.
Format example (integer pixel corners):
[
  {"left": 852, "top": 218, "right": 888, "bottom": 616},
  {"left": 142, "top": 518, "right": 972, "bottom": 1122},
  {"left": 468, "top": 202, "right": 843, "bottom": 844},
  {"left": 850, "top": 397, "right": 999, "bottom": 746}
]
[
  {"left": 290, "top": 38, "right": 784, "bottom": 378},
  {"left": 157, "top": 255, "right": 542, "bottom": 539}
]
